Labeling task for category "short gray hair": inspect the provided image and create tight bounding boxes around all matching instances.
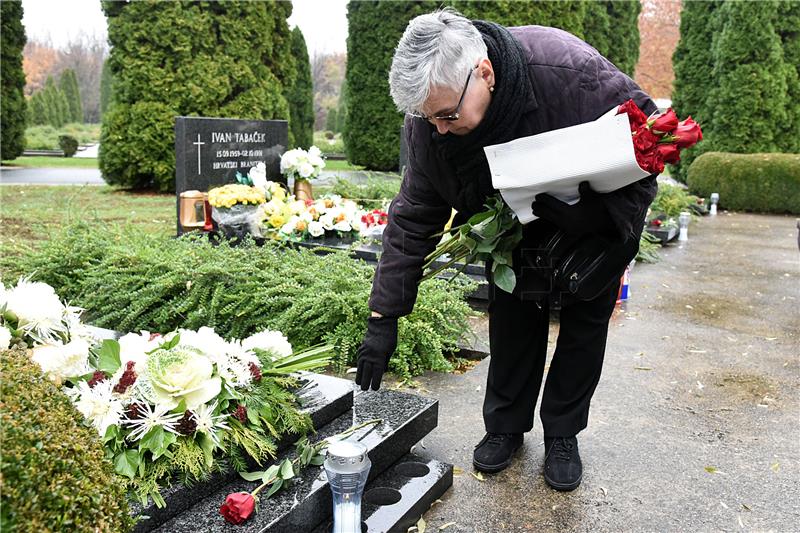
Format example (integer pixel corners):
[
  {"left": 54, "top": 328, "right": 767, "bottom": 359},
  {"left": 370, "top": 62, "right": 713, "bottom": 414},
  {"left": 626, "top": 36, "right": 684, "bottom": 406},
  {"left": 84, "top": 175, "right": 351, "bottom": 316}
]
[{"left": 389, "top": 8, "right": 487, "bottom": 114}]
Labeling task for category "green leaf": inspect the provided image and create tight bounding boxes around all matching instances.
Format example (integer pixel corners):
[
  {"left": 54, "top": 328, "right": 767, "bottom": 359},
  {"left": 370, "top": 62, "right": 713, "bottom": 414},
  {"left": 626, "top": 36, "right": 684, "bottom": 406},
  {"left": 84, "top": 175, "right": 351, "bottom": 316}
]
[
  {"left": 264, "top": 478, "right": 283, "bottom": 499},
  {"left": 139, "top": 426, "right": 177, "bottom": 461},
  {"left": 279, "top": 459, "right": 295, "bottom": 480},
  {"left": 310, "top": 454, "right": 326, "bottom": 466},
  {"left": 239, "top": 470, "right": 266, "bottom": 482},
  {"left": 159, "top": 333, "right": 181, "bottom": 351},
  {"left": 493, "top": 264, "right": 516, "bottom": 294},
  {"left": 466, "top": 209, "right": 495, "bottom": 227},
  {"left": 198, "top": 432, "right": 216, "bottom": 468},
  {"left": 103, "top": 424, "right": 119, "bottom": 444},
  {"left": 246, "top": 405, "right": 261, "bottom": 427},
  {"left": 261, "top": 464, "right": 280, "bottom": 484},
  {"left": 114, "top": 449, "right": 139, "bottom": 479},
  {"left": 98, "top": 339, "right": 121, "bottom": 374}
]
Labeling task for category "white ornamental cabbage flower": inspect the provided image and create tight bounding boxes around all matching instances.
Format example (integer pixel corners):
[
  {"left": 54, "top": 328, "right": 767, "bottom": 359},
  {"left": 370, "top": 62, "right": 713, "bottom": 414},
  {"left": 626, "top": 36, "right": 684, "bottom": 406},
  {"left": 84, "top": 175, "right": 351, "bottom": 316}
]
[
  {"left": 74, "top": 380, "right": 125, "bottom": 437},
  {"left": 248, "top": 162, "right": 268, "bottom": 191},
  {"left": 308, "top": 220, "right": 325, "bottom": 238},
  {"left": 0, "top": 326, "right": 12, "bottom": 351},
  {"left": 4, "top": 278, "right": 66, "bottom": 344},
  {"left": 242, "top": 329, "right": 293, "bottom": 360},
  {"left": 319, "top": 213, "right": 335, "bottom": 231},
  {"left": 333, "top": 220, "right": 352, "bottom": 233},
  {"left": 31, "top": 338, "right": 92, "bottom": 383},
  {"left": 146, "top": 345, "right": 222, "bottom": 410},
  {"left": 118, "top": 330, "right": 162, "bottom": 368}
]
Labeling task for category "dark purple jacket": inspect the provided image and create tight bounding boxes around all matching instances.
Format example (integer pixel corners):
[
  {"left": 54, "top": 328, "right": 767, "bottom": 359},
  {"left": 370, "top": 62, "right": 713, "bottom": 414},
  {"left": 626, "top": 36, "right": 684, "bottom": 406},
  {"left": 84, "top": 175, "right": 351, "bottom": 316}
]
[{"left": 370, "top": 25, "right": 658, "bottom": 317}]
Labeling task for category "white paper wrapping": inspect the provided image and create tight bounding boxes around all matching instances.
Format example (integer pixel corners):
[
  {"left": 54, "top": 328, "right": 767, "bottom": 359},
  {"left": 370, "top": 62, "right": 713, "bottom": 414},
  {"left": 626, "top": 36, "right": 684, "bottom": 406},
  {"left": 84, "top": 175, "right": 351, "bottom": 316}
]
[{"left": 484, "top": 109, "right": 651, "bottom": 224}]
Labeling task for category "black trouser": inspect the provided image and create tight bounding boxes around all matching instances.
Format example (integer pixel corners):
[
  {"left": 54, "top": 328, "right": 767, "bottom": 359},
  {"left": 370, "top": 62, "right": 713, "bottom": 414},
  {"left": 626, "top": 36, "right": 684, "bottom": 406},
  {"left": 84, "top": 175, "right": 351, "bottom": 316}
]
[{"left": 482, "top": 279, "right": 620, "bottom": 437}]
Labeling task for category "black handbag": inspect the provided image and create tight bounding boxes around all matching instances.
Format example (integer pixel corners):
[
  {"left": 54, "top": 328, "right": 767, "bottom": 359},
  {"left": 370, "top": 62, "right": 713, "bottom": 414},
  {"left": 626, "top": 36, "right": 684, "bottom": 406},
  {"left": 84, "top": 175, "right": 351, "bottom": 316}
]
[{"left": 525, "top": 226, "right": 638, "bottom": 301}]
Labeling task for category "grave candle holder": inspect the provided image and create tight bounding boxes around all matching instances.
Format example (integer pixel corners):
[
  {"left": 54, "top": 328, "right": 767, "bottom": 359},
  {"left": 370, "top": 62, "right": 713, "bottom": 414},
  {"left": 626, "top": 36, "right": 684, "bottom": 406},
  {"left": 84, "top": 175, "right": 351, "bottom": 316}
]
[
  {"left": 324, "top": 440, "right": 371, "bottom": 533},
  {"left": 710, "top": 193, "right": 719, "bottom": 216},
  {"left": 678, "top": 211, "right": 691, "bottom": 241}
]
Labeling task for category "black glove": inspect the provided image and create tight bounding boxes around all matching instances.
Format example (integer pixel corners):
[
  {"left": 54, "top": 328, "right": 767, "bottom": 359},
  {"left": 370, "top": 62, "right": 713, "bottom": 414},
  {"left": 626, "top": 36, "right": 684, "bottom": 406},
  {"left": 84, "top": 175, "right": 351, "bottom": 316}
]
[
  {"left": 355, "top": 316, "right": 398, "bottom": 391},
  {"left": 531, "top": 181, "right": 615, "bottom": 237}
]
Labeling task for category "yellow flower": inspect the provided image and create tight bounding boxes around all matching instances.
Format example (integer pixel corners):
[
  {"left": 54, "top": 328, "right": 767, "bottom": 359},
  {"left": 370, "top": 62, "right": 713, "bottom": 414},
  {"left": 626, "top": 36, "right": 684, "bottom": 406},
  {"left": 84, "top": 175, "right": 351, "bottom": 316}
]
[{"left": 268, "top": 214, "right": 286, "bottom": 228}]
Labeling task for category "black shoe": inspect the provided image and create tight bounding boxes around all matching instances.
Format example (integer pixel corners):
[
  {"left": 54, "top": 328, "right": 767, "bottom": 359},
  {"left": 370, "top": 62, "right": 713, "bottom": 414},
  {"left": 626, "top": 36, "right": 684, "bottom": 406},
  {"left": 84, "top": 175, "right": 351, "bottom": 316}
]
[
  {"left": 543, "top": 436, "right": 583, "bottom": 491},
  {"left": 473, "top": 432, "right": 524, "bottom": 473}
]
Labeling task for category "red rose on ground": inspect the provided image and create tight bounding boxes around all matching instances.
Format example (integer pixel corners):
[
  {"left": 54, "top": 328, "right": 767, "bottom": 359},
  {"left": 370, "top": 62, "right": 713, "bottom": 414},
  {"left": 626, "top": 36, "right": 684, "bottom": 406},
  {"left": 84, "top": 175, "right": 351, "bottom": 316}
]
[
  {"left": 220, "top": 492, "right": 256, "bottom": 525},
  {"left": 651, "top": 109, "right": 679, "bottom": 134},
  {"left": 656, "top": 143, "right": 681, "bottom": 164},
  {"left": 617, "top": 99, "right": 648, "bottom": 130},
  {"left": 673, "top": 117, "right": 703, "bottom": 148},
  {"left": 652, "top": 219, "right": 662, "bottom": 227}
]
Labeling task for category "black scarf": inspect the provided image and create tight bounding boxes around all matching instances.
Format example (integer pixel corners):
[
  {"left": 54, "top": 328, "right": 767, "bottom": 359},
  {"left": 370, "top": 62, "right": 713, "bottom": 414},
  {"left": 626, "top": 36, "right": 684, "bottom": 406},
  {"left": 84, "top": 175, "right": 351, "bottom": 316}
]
[{"left": 433, "top": 21, "right": 533, "bottom": 215}]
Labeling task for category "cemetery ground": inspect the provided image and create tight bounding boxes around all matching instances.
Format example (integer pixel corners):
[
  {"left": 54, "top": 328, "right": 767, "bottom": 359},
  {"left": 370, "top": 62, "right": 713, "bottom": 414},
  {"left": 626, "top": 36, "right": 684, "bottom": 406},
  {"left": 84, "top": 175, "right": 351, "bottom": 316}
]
[{"left": 1, "top": 184, "right": 798, "bottom": 531}]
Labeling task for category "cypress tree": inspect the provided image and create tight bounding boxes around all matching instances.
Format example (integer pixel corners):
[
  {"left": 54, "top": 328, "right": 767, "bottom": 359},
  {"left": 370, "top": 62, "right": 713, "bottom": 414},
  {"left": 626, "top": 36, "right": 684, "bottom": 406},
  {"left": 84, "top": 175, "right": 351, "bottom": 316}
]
[
  {"left": 30, "top": 91, "right": 48, "bottom": 126},
  {"left": 605, "top": 0, "right": 640, "bottom": 75},
  {"left": 775, "top": 1, "right": 800, "bottom": 153},
  {"left": 100, "top": 1, "right": 295, "bottom": 191},
  {"left": 326, "top": 107, "right": 338, "bottom": 133},
  {"left": 286, "top": 26, "right": 314, "bottom": 149},
  {"left": 336, "top": 79, "right": 347, "bottom": 135},
  {"left": 707, "top": 0, "right": 787, "bottom": 154},
  {"left": 99, "top": 58, "right": 113, "bottom": 118},
  {"left": 582, "top": 2, "right": 612, "bottom": 59},
  {"left": 1, "top": 0, "right": 27, "bottom": 160},
  {"left": 43, "top": 76, "right": 64, "bottom": 127},
  {"left": 59, "top": 68, "right": 83, "bottom": 123},
  {"left": 453, "top": 1, "right": 587, "bottom": 35},
  {"left": 670, "top": 0, "right": 723, "bottom": 182}
]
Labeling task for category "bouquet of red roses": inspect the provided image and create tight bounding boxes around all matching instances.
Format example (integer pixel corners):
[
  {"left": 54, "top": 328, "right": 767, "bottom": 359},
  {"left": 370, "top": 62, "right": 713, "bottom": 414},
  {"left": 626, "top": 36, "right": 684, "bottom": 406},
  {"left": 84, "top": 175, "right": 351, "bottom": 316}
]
[{"left": 421, "top": 100, "right": 703, "bottom": 293}]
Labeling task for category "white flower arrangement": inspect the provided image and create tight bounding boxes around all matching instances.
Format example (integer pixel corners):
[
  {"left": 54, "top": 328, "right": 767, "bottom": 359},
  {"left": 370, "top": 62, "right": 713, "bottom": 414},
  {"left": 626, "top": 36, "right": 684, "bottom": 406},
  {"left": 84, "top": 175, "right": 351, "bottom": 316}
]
[{"left": 280, "top": 145, "right": 325, "bottom": 182}]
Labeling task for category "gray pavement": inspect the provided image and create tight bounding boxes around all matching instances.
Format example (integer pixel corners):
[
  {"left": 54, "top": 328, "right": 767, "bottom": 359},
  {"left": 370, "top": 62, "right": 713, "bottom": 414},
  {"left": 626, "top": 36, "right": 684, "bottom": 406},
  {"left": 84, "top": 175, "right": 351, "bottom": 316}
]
[
  {"left": 378, "top": 211, "right": 800, "bottom": 532},
  {"left": 0, "top": 166, "right": 105, "bottom": 185}
]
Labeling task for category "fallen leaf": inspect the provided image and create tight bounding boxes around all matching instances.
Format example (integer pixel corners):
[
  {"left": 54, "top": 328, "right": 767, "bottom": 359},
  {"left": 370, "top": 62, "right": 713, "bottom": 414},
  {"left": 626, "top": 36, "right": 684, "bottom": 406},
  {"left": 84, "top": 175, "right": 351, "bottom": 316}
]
[
  {"left": 430, "top": 499, "right": 443, "bottom": 508},
  {"left": 741, "top": 503, "right": 751, "bottom": 511},
  {"left": 634, "top": 367, "right": 653, "bottom": 371},
  {"left": 704, "top": 466, "right": 718, "bottom": 474},
  {"left": 439, "top": 523, "right": 457, "bottom": 531},
  {"left": 771, "top": 462, "right": 780, "bottom": 473},
  {"left": 453, "top": 466, "right": 463, "bottom": 476},
  {"left": 471, "top": 471, "right": 485, "bottom": 482},
  {"left": 417, "top": 517, "right": 426, "bottom": 533}
]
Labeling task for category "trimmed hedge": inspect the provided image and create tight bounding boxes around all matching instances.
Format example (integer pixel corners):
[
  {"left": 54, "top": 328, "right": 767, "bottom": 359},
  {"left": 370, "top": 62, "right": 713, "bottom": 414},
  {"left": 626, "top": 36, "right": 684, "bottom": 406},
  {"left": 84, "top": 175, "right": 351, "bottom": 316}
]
[
  {"left": 687, "top": 152, "right": 800, "bottom": 214},
  {"left": 1, "top": 347, "right": 134, "bottom": 532}
]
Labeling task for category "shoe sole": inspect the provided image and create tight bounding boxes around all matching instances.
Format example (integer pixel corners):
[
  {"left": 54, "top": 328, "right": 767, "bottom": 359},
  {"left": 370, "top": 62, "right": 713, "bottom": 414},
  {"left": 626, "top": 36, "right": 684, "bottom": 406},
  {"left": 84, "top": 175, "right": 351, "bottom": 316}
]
[
  {"left": 472, "top": 442, "right": 523, "bottom": 474},
  {"left": 543, "top": 472, "right": 582, "bottom": 492}
]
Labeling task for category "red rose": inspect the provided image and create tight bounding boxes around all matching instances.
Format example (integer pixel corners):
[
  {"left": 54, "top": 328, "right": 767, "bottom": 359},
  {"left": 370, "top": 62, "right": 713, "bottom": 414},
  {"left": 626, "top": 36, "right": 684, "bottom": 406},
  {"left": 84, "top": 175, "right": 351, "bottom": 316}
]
[
  {"left": 617, "top": 99, "right": 648, "bottom": 130},
  {"left": 633, "top": 127, "right": 660, "bottom": 153},
  {"left": 635, "top": 149, "right": 664, "bottom": 174},
  {"left": 652, "top": 219, "right": 662, "bottom": 227},
  {"left": 220, "top": 492, "right": 256, "bottom": 525},
  {"left": 651, "top": 109, "right": 679, "bottom": 134},
  {"left": 656, "top": 143, "right": 681, "bottom": 164},
  {"left": 673, "top": 117, "right": 703, "bottom": 148}
]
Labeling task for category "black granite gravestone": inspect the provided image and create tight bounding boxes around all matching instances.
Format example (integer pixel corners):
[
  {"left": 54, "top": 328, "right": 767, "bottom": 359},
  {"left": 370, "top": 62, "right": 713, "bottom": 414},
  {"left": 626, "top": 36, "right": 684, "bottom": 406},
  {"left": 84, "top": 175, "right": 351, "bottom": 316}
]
[{"left": 174, "top": 116, "right": 288, "bottom": 235}]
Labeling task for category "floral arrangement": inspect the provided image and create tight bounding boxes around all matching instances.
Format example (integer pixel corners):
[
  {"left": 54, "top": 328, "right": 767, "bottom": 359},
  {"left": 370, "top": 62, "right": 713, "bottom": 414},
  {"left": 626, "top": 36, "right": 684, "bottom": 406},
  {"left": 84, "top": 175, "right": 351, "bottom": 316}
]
[
  {"left": 279, "top": 145, "right": 325, "bottom": 182},
  {"left": 1, "top": 278, "right": 333, "bottom": 507},
  {"left": 260, "top": 193, "right": 364, "bottom": 241},
  {"left": 207, "top": 183, "right": 266, "bottom": 209},
  {"left": 360, "top": 209, "right": 388, "bottom": 230},
  {"left": 421, "top": 100, "right": 704, "bottom": 293}
]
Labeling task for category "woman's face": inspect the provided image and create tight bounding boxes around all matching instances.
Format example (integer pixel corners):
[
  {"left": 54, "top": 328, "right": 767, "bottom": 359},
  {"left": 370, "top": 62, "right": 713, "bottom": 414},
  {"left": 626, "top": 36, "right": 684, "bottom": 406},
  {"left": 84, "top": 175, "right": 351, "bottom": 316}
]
[{"left": 420, "top": 59, "right": 495, "bottom": 136}]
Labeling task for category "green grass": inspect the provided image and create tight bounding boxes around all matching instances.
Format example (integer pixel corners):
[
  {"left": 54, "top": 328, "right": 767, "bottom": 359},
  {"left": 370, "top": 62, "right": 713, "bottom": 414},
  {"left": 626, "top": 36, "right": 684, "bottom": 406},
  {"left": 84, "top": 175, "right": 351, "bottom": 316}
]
[
  {"left": 2, "top": 156, "right": 99, "bottom": 168},
  {"left": 323, "top": 159, "right": 364, "bottom": 172},
  {"left": 0, "top": 185, "right": 174, "bottom": 276},
  {"left": 25, "top": 123, "right": 101, "bottom": 150}
]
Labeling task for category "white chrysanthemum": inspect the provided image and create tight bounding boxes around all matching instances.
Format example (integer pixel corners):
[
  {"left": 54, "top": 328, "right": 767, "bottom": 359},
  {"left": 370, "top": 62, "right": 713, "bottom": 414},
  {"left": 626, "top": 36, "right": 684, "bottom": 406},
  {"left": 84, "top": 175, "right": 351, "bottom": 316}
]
[
  {"left": 192, "top": 401, "right": 230, "bottom": 447},
  {"left": 241, "top": 329, "right": 293, "bottom": 360},
  {"left": 308, "top": 220, "right": 325, "bottom": 238},
  {"left": 217, "top": 342, "right": 258, "bottom": 388},
  {"left": 74, "top": 380, "right": 125, "bottom": 437},
  {"left": 5, "top": 278, "right": 67, "bottom": 344},
  {"left": 118, "top": 331, "right": 161, "bottom": 367},
  {"left": 31, "top": 338, "right": 92, "bottom": 383},
  {"left": 177, "top": 327, "right": 228, "bottom": 360},
  {"left": 0, "top": 326, "right": 12, "bottom": 351},
  {"left": 122, "top": 401, "right": 183, "bottom": 441}
]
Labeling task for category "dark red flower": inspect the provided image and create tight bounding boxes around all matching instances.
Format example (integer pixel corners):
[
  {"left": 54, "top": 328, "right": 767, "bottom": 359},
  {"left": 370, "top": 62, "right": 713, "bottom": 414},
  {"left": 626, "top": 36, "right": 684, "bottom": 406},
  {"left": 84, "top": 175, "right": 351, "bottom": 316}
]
[
  {"left": 175, "top": 410, "right": 197, "bottom": 435},
  {"left": 673, "top": 117, "right": 703, "bottom": 149},
  {"left": 651, "top": 219, "right": 662, "bottom": 227},
  {"left": 113, "top": 361, "right": 137, "bottom": 394},
  {"left": 651, "top": 109, "right": 679, "bottom": 134},
  {"left": 87, "top": 370, "right": 106, "bottom": 388},
  {"left": 656, "top": 143, "right": 681, "bottom": 164},
  {"left": 633, "top": 127, "right": 660, "bottom": 154},
  {"left": 248, "top": 362, "right": 262, "bottom": 382},
  {"left": 126, "top": 403, "right": 145, "bottom": 420},
  {"left": 617, "top": 99, "right": 648, "bottom": 130},
  {"left": 234, "top": 404, "right": 248, "bottom": 423},
  {"left": 220, "top": 492, "right": 256, "bottom": 525},
  {"left": 635, "top": 148, "right": 665, "bottom": 174}
]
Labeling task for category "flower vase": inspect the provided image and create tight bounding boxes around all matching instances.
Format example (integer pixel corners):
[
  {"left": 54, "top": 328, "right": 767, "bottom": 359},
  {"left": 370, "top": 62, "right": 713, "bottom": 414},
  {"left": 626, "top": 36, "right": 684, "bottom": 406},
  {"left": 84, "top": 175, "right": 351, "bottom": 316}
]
[{"left": 293, "top": 179, "right": 314, "bottom": 202}]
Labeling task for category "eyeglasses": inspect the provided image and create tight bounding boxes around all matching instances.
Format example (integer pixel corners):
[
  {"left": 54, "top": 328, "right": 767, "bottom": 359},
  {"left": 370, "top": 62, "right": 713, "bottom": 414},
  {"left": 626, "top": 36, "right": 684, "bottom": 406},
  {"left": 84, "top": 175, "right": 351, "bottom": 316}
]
[{"left": 410, "top": 66, "right": 477, "bottom": 122}]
